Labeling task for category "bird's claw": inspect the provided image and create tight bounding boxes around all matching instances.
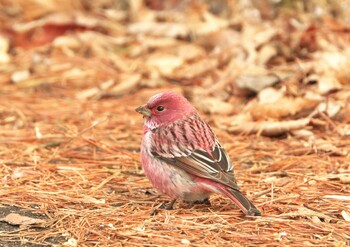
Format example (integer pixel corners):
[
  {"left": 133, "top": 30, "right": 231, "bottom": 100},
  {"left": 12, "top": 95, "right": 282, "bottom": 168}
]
[
  {"left": 193, "top": 198, "right": 211, "bottom": 206},
  {"left": 160, "top": 199, "right": 176, "bottom": 210}
]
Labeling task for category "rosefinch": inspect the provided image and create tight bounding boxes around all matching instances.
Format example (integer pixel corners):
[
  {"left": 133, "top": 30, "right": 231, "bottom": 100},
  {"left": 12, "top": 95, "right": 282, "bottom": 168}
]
[{"left": 136, "top": 91, "right": 261, "bottom": 216}]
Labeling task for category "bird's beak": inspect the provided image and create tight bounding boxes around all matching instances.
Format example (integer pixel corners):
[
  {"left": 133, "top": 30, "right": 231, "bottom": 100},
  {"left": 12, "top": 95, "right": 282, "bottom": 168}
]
[{"left": 135, "top": 105, "right": 151, "bottom": 117}]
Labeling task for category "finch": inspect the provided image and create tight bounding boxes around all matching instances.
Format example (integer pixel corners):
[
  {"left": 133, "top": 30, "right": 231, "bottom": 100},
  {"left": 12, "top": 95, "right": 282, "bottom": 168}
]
[{"left": 136, "top": 91, "right": 261, "bottom": 216}]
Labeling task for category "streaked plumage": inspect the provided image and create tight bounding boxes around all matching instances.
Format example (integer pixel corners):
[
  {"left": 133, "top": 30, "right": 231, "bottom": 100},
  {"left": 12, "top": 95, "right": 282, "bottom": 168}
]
[{"left": 136, "top": 91, "right": 261, "bottom": 216}]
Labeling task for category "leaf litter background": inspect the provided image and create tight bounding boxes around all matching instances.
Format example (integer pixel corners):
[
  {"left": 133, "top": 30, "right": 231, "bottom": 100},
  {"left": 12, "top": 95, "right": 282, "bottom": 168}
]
[{"left": 0, "top": 0, "right": 350, "bottom": 246}]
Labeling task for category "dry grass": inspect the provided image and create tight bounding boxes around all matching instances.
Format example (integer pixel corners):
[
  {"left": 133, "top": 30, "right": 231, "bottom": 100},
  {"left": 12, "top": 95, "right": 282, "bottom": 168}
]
[{"left": 1, "top": 86, "right": 349, "bottom": 246}]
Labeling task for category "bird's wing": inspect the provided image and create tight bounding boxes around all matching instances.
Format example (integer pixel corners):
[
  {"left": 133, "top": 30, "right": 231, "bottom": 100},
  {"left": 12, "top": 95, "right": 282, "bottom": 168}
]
[{"left": 150, "top": 116, "right": 239, "bottom": 190}]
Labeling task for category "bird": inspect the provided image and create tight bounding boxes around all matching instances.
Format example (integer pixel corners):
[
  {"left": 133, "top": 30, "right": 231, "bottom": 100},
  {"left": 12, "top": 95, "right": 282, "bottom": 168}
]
[{"left": 135, "top": 91, "right": 261, "bottom": 216}]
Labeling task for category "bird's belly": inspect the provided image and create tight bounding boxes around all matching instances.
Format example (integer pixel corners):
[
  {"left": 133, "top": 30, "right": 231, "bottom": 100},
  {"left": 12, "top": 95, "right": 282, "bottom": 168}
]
[{"left": 141, "top": 151, "right": 210, "bottom": 201}]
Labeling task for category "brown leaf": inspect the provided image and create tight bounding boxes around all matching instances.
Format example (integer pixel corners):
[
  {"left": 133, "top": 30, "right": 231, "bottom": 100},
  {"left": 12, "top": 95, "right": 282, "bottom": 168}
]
[
  {"left": 173, "top": 58, "right": 218, "bottom": 79},
  {"left": 10, "top": 13, "right": 101, "bottom": 48},
  {"left": 217, "top": 114, "right": 311, "bottom": 136},
  {"left": 236, "top": 74, "right": 280, "bottom": 93},
  {"left": 146, "top": 53, "right": 184, "bottom": 76},
  {"left": 0, "top": 36, "right": 10, "bottom": 63},
  {"left": 110, "top": 74, "right": 142, "bottom": 96},
  {"left": 193, "top": 96, "right": 233, "bottom": 115},
  {"left": 309, "top": 138, "right": 347, "bottom": 156},
  {"left": 317, "top": 76, "right": 342, "bottom": 95},
  {"left": 173, "top": 44, "right": 206, "bottom": 61},
  {"left": 341, "top": 210, "right": 350, "bottom": 222},
  {"left": 251, "top": 97, "right": 319, "bottom": 120},
  {"left": 128, "top": 22, "right": 190, "bottom": 38},
  {"left": 0, "top": 213, "right": 46, "bottom": 226},
  {"left": 281, "top": 207, "right": 335, "bottom": 223}
]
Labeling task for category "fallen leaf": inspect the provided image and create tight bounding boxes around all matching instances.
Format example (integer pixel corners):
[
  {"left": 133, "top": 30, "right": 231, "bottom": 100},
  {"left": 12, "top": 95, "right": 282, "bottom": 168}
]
[
  {"left": 82, "top": 195, "right": 106, "bottom": 204},
  {"left": 110, "top": 74, "right": 141, "bottom": 96},
  {"left": 181, "top": 239, "right": 191, "bottom": 245},
  {"left": 0, "top": 36, "right": 10, "bottom": 63},
  {"left": 341, "top": 210, "right": 350, "bottom": 221},
  {"left": 326, "top": 174, "right": 350, "bottom": 184},
  {"left": 0, "top": 213, "right": 46, "bottom": 226},
  {"left": 10, "top": 12, "right": 102, "bottom": 48},
  {"left": 174, "top": 44, "right": 206, "bottom": 61},
  {"left": 291, "top": 129, "right": 314, "bottom": 140},
  {"left": 76, "top": 79, "right": 114, "bottom": 100},
  {"left": 189, "top": 11, "right": 229, "bottom": 35},
  {"left": 250, "top": 97, "right": 319, "bottom": 120},
  {"left": 137, "top": 36, "right": 178, "bottom": 48},
  {"left": 236, "top": 74, "right": 280, "bottom": 93},
  {"left": 257, "top": 44, "right": 278, "bottom": 65},
  {"left": 128, "top": 22, "right": 190, "bottom": 38},
  {"left": 316, "top": 101, "right": 343, "bottom": 118},
  {"left": 219, "top": 115, "right": 311, "bottom": 136},
  {"left": 281, "top": 206, "right": 335, "bottom": 223},
  {"left": 323, "top": 195, "right": 350, "bottom": 201},
  {"left": 336, "top": 125, "right": 350, "bottom": 136},
  {"left": 146, "top": 53, "right": 184, "bottom": 76},
  {"left": 11, "top": 70, "right": 31, "bottom": 83},
  {"left": 193, "top": 96, "right": 234, "bottom": 115},
  {"left": 317, "top": 75, "right": 342, "bottom": 95},
  {"left": 309, "top": 138, "right": 347, "bottom": 156},
  {"left": 173, "top": 58, "right": 218, "bottom": 79},
  {"left": 257, "top": 87, "right": 284, "bottom": 104}
]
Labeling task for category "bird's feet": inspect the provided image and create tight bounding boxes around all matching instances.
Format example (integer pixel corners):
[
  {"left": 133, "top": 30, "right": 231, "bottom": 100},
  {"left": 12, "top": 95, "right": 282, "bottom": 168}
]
[
  {"left": 188, "top": 198, "right": 211, "bottom": 208},
  {"left": 193, "top": 198, "right": 211, "bottom": 206},
  {"left": 160, "top": 199, "right": 176, "bottom": 210}
]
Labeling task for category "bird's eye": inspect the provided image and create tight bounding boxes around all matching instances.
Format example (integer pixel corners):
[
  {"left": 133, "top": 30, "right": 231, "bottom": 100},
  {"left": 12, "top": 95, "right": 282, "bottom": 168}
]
[{"left": 156, "top": 106, "right": 165, "bottom": 112}]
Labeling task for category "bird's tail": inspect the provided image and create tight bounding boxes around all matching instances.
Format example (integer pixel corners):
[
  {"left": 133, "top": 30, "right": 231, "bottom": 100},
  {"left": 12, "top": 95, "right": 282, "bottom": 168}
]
[{"left": 221, "top": 188, "right": 261, "bottom": 216}]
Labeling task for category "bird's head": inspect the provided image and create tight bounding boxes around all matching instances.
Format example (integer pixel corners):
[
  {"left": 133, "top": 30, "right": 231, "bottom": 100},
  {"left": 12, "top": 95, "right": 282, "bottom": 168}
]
[{"left": 135, "top": 91, "right": 196, "bottom": 129}]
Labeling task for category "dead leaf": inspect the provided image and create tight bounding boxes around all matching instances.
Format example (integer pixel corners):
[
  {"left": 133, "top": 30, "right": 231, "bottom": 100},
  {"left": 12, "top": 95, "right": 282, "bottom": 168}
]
[
  {"left": 110, "top": 74, "right": 141, "bottom": 96},
  {"left": 128, "top": 22, "right": 190, "bottom": 38},
  {"left": 316, "top": 101, "right": 343, "bottom": 118},
  {"left": 197, "top": 29, "right": 241, "bottom": 49},
  {"left": 137, "top": 36, "right": 178, "bottom": 48},
  {"left": 317, "top": 75, "right": 342, "bottom": 95},
  {"left": 250, "top": 97, "right": 319, "bottom": 120},
  {"left": 309, "top": 138, "right": 347, "bottom": 156},
  {"left": 0, "top": 213, "right": 46, "bottom": 226},
  {"left": 0, "top": 36, "right": 10, "bottom": 63},
  {"left": 291, "top": 129, "right": 314, "bottom": 140},
  {"left": 10, "top": 12, "right": 102, "bottom": 48},
  {"left": 8, "top": 0, "right": 83, "bottom": 20},
  {"left": 281, "top": 206, "right": 335, "bottom": 223},
  {"left": 173, "top": 58, "right": 218, "bottom": 79},
  {"left": 76, "top": 79, "right": 115, "bottom": 100},
  {"left": 341, "top": 210, "right": 350, "bottom": 221},
  {"left": 193, "top": 96, "right": 233, "bottom": 115},
  {"left": 257, "top": 44, "right": 278, "bottom": 65},
  {"left": 82, "top": 195, "right": 106, "bottom": 204},
  {"left": 11, "top": 70, "right": 31, "bottom": 83},
  {"left": 11, "top": 167, "right": 41, "bottom": 179},
  {"left": 326, "top": 174, "right": 350, "bottom": 184},
  {"left": 189, "top": 11, "right": 229, "bottom": 35},
  {"left": 219, "top": 115, "right": 311, "bottom": 136},
  {"left": 323, "top": 195, "right": 350, "bottom": 201},
  {"left": 146, "top": 53, "right": 184, "bottom": 76},
  {"left": 236, "top": 74, "right": 280, "bottom": 93},
  {"left": 257, "top": 87, "right": 284, "bottom": 104},
  {"left": 174, "top": 44, "right": 206, "bottom": 61},
  {"left": 336, "top": 125, "right": 350, "bottom": 136}
]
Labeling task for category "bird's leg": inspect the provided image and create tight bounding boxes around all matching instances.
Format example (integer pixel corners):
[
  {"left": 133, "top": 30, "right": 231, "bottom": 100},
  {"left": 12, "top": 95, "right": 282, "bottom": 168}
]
[
  {"left": 193, "top": 198, "right": 211, "bottom": 206},
  {"left": 187, "top": 198, "right": 211, "bottom": 208},
  {"left": 160, "top": 199, "right": 176, "bottom": 210}
]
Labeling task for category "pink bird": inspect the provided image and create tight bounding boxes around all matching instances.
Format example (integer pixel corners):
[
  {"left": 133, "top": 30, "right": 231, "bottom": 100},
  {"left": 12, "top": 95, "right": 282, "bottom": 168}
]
[{"left": 136, "top": 91, "right": 261, "bottom": 216}]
